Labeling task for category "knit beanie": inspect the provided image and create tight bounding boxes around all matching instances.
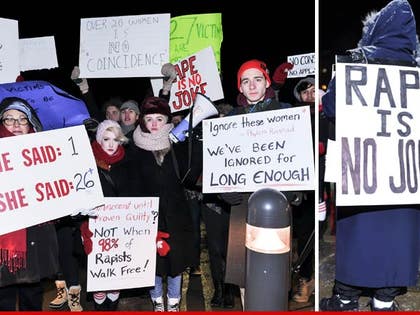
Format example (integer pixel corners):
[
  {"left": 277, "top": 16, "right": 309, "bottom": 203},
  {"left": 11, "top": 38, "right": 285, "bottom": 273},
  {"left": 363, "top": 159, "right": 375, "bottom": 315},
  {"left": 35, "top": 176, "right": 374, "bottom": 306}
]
[
  {"left": 120, "top": 100, "right": 140, "bottom": 115},
  {"left": 96, "top": 119, "right": 122, "bottom": 143},
  {"left": 237, "top": 59, "right": 271, "bottom": 90},
  {"left": 0, "top": 97, "right": 43, "bottom": 132}
]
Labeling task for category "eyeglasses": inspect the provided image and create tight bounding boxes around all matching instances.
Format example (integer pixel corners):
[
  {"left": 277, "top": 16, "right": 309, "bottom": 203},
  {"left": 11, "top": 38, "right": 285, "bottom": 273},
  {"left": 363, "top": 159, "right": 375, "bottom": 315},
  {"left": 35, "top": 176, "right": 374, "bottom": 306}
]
[{"left": 2, "top": 117, "right": 29, "bottom": 126}]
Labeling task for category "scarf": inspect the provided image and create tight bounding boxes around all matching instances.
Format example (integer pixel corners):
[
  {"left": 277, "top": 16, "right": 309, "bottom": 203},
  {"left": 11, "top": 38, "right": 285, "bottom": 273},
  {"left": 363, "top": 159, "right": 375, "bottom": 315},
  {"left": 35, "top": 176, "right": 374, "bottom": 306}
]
[
  {"left": 133, "top": 123, "right": 173, "bottom": 151},
  {"left": 91, "top": 141, "right": 125, "bottom": 170},
  {"left": 0, "top": 124, "right": 34, "bottom": 273},
  {"left": 121, "top": 123, "right": 135, "bottom": 136}
]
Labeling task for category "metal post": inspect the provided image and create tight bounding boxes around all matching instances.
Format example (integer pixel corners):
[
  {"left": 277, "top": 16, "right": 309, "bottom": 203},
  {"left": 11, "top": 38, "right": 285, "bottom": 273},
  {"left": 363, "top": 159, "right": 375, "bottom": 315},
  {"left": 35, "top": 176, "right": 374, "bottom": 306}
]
[{"left": 244, "top": 188, "right": 291, "bottom": 311}]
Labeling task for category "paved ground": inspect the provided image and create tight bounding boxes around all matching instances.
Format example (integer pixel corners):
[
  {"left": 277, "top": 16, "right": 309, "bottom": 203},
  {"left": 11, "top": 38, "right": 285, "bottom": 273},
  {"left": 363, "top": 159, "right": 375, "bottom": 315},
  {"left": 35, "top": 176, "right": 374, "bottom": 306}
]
[
  {"left": 41, "top": 223, "right": 314, "bottom": 311},
  {"left": 319, "top": 220, "right": 420, "bottom": 312}
]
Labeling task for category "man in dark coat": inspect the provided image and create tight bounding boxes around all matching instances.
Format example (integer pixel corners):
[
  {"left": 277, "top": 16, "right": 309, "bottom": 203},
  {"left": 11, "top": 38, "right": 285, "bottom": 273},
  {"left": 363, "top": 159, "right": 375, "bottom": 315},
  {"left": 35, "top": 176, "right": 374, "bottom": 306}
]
[
  {"left": 320, "top": 0, "right": 420, "bottom": 311},
  {"left": 220, "top": 59, "right": 293, "bottom": 308}
]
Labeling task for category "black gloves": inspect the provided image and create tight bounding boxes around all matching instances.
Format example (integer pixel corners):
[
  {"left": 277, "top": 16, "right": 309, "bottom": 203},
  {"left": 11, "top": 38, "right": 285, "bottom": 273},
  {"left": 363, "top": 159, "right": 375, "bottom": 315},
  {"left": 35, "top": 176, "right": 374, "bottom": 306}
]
[{"left": 218, "top": 192, "right": 243, "bottom": 206}]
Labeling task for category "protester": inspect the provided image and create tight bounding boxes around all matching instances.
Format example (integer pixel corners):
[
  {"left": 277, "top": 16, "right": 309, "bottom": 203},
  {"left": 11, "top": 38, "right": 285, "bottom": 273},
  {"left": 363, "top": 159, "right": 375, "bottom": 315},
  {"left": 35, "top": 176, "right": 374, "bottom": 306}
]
[
  {"left": 216, "top": 59, "right": 293, "bottom": 308},
  {"left": 289, "top": 76, "right": 316, "bottom": 303},
  {"left": 119, "top": 100, "right": 140, "bottom": 140},
  {"left": 102, "top": 97, "right": 123, "bottom": 122},
  {"left": 320, "top": 0, "right": 420, "bottom": 311},
  {"left": 49, "top": 217, "right": 84, "bottom": 312},
  {"left": 87, "top": 119, "right": 141, "bottom": 311},
  {"left": 0, "top": 97, "right": 60, "bottom": 311},
  {"left": 132, "top": 96, "right": 202, "bottom": 312}
]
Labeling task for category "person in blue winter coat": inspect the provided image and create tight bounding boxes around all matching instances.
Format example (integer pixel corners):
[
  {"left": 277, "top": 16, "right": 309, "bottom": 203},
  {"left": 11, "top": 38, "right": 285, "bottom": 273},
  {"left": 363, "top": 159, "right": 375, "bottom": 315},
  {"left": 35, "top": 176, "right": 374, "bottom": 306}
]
[{"left": 320, "top": 0, "right": 420, "bottom": 311}]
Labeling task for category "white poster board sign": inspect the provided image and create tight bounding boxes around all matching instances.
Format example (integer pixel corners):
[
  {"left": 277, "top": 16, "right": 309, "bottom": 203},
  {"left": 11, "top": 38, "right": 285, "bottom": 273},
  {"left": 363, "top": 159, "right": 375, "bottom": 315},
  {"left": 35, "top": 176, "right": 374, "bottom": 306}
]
[
  {"left": 150, "top": 46, "right": 224, "bottom": 113},
  {"left": 202, "top": 107, "right": 314, "bottom": 193},
  {"left": 0, "top": 18, "right": 19, "bottom": 84},
  {"left": 287, "top": 52, "right": 315, "bottom": 78},
  {"left": 0, "top": 125, "right": 104, "bottom": 235},
  {"left": 336, "top": 63, "right": 420, "bottom": 206},
  {"left": 19, "top": 36, "right": 58, "bottom": 71},
  {"left": 87, "top": 197, "right": 159, "bottom": 292},
  {"left": 79, "top": 14, "right": 170, "bottom": 78}
]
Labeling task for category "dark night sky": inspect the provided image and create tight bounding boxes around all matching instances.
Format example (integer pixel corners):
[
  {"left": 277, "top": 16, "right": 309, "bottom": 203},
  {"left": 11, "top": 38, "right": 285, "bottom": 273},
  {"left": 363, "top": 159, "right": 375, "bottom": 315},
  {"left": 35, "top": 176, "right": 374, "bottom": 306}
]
[
  {"left": 1, "top": 2, "right": 315, "bottom": 107},
  {"left": 319, "top": 0, "right": 420, "bottom": 88}
]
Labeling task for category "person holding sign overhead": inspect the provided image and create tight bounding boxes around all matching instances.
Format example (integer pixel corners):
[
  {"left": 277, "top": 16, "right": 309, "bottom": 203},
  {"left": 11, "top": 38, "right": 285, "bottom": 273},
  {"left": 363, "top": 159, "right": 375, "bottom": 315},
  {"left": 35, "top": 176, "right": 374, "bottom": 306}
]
[
  {"left": 0, "top": 97, "right": 59, "bottom": 311},
  {"left": 320, "top": 0, "right": 420, "bottom": 311},
  {"left": 132, "top": 96, "right": 202, "bottom": 312}
]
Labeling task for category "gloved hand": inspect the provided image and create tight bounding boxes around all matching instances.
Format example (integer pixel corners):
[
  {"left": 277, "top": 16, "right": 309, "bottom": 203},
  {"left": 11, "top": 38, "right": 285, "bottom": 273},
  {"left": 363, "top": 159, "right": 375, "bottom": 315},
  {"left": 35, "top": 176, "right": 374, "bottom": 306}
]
[
  {"left": 272, "top": 62, "right": 294, "bottom": 86},
  {"left": 71, "top": 66, "right": 89, "bottom": 94},
  {"left": 218, "top": 192, "right": 243, "bottom": 206},
  {"left": 80, "top": 220, "right": 93, "bottom": 255},
  {"left": 83, "top": 117, "right": 99, "bottom": 133},
  {"left": 71, "top": 208, "right": 99, "bottom": 217},
  {"left": 161, "top": 63, "right": 177, "bottom": 94},
  {"left": 156, "top": 231, "right": 171, "bottom": 256}
]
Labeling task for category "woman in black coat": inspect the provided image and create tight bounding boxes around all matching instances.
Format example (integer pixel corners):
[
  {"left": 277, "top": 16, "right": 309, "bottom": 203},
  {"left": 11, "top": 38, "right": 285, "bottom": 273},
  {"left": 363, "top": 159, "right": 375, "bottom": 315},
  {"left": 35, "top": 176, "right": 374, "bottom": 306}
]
[
  {"left": 88, "top": 119, "right": 139, "bottom": 311},
  {"left": 0, "top": 97, "right": 59, "bottom": 311},
  {"left": 132, "top": 96, "right": 202, "bottom": 312}
]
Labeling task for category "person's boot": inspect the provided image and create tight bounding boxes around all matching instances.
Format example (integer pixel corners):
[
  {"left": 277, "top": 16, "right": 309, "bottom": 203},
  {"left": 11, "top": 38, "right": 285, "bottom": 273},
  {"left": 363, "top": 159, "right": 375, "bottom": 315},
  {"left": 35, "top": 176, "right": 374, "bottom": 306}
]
[
  {"left": 151, "top": 296, "right": 165, "bottom": 312},
  {"left": 167, "top": 297, "right": 180, "bottom": 312},
  {"left": 320, "top": 294, "right": 359, "bottom": 311},
  {"left": 223, "top": 283, "right": 235, "bottom": 309},
  {"left": 210, "top": 281, "right": 224, "bottom": 307},
  {"left": 293, "top": 277, "right": 315, "bottom": 303},
  {"left": 68, "top": 285, "right": 83, "bottom": 311},
  {"left": 49, "top": 280, "right": 68, "bottom": 309},
  {"left": 369, "top": 298, "right": 399, "bottom": 311}
]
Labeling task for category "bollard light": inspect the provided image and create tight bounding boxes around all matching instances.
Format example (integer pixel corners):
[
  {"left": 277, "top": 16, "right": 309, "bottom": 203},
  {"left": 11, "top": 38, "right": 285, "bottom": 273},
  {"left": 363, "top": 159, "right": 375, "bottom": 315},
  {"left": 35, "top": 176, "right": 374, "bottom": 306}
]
[{"left": 244, "top": 188, "right": 291, "bottom": 311}]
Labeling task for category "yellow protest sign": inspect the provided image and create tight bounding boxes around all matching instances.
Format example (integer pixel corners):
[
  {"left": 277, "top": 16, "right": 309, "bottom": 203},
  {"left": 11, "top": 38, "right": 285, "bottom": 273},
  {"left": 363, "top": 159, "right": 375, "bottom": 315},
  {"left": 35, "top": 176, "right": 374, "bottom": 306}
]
[{"left": 170, "top": 13, "right": 223, "bottom": 72}]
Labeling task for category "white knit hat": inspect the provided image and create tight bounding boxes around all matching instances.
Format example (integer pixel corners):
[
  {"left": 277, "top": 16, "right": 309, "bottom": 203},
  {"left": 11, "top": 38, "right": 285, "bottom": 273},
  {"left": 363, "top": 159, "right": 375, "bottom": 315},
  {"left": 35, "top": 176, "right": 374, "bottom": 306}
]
[{"left": 96, "top": 119, "right": 121, "bottom": 143}]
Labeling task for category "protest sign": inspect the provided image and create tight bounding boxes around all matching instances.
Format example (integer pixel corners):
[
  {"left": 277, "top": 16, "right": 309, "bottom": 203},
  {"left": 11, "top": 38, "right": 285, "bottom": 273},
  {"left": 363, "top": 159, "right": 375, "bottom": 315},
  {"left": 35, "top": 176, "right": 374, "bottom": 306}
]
[
  {"left": 170, "top": 13, "right": 223, "bottom": 72},
  {"left": 79, "top": 14, "right": 170, "bottom": 78},
  {"left": 0, "top": 125, "right": 104, "bottom": 235},
  {"left": 19, "top": 36, "right": 58, "bottom": 71},
  {"left": 336, "top": 63, "right": 420, "bottom": 206},
  {"left": 0, "top": 80, "right": 90, "bottom": 130},
  {"left": 0, "top": 18, "right": 19, "bottom": 84},
  {"left": 287, "top": 52, "right": 315, "bottom": 78},
  {"left": 151, "top": 46, "right": 223, "bottom": 113},
  {"left": 87, "top": 197, "right": 159, "bottom": 292},
  {"left": 202, "top": 107, "right": 314, "bottom": 193}
]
